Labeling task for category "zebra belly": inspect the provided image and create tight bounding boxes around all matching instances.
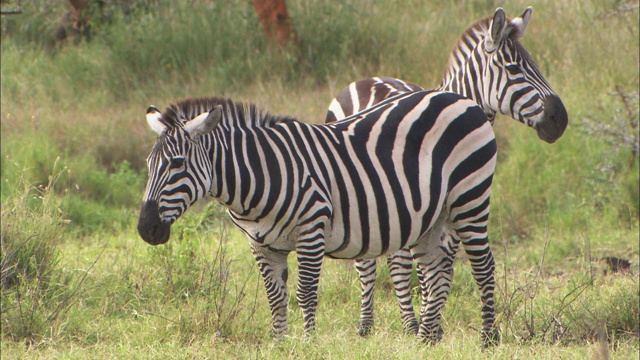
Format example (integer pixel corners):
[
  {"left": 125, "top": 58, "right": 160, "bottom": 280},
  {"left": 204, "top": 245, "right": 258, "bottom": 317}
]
[
  {"left": 323, "top": 213, "right": 428, "bottom": 260},
  {"left": 231, "top": 214, "right": 300, "bottom": 252},
  {"left": 325, "top": 244, "right": 406, "bottom": 259}
]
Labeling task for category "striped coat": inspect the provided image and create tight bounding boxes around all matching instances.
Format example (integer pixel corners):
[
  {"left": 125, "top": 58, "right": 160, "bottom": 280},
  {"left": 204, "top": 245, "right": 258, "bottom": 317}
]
[{"left": 137, "top": 90, "right": 498, "bottom": 343}]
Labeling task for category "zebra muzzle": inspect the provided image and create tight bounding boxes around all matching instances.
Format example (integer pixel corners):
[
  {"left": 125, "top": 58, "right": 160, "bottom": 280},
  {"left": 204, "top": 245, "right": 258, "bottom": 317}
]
[
  {"left": 536, "top": 94, "right": 568, "bottom": 143},
  {"left": 137, "top": 200, "right": 171, "bottom": 245}
]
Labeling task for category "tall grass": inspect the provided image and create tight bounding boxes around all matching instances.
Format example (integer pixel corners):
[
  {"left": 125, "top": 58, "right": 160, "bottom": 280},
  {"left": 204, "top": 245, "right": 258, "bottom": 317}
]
[
  {"left": 1, "top": 169, "right": 258, "bottom": 346},
  {"left": 2, "top": 1, "right": 435, "bottom": 107},
  {"left": 0, "top": 159, "right": 80, "bottom": 343}
]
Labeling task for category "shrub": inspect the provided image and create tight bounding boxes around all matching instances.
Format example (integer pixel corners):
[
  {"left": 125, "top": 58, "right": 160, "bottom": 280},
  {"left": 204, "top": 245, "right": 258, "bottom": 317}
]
[{"left": 0, "top": 160, "right": 71, "bottom": 342}]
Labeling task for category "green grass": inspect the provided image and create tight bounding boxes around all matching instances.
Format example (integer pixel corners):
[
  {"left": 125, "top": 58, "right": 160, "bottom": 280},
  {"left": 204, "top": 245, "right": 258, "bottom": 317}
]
[{"left": 1, "top": 0, "right": 639, "bottom": 358}]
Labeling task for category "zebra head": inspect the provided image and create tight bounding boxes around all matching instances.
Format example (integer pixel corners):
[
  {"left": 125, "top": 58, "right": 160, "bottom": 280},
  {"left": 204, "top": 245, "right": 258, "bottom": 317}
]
[
  {"left": 137, "top": 105, "right": 222, "bottom": 245},
  {"left": 445, "top": 7, "right": 568, "bottom": 143}
]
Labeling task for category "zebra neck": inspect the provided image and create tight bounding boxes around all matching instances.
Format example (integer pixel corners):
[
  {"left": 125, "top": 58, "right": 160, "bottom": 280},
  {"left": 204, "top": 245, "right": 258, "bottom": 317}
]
[
  {"left": 438, "top": 22, "right": 493, "bottom": 115},
  {"left": 438, "top": 54, "right": 492, "bottom": 117},
  {"left": 205, "top": 130, "right": 233, "bottom": 211},
  {"left": 438, "top": 76, "right": 485, "bottom": 111},
  {"left": 208, "top": 125, "right": 287, "bottom": 221}
]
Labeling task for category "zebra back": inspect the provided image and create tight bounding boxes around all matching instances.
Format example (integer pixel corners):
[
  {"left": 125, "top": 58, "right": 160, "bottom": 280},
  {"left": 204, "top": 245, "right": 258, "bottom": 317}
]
[{"left": 326, "top": 77, "right": 422, "bottom": 123}]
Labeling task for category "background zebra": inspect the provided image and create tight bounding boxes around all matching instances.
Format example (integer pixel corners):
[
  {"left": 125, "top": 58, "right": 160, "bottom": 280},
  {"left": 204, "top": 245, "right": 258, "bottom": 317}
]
[
  {"left": 137, "top": 91, "right": 498, "bottom": 344},
  {"left": 328, "top": 7, "right": 568, "bottom": 140},
  {"left": 326, "top": 7, "right": 569, "bottom": 338}
]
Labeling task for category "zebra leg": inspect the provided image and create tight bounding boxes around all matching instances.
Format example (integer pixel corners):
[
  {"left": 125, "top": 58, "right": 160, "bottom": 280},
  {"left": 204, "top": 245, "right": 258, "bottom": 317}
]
[
  {"left": 448, "top": 170, "right": 498, "bottom": 346},
  {"left": 386, "top": 249, "right": 419, "bottom": 335},
  {"left": 458, "top": 230, "right": 499, "bottom": 347},
  {"left": 295, "top": 223, "right": 326, "bottom": 336},
  {"left": 412, "top": 230, "right": 457, "bottom": 344},
  {"left": 252, "top": 245, "right": 290, "bottom": 338},
  {"left": 355, "top": 258, "right": 376, "bottom": 336}
]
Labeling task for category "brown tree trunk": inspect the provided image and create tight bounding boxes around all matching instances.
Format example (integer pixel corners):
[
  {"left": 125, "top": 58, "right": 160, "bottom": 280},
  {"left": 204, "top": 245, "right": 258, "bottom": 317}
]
[
  {"left": 53, "top": 0, "right": 89, "bottom": 44},
  {"left": 67, "top": 0, "right": 88, "bottom": 33},
  {"left": 253, "top": 0, "right": 296, "bottom": 49}
]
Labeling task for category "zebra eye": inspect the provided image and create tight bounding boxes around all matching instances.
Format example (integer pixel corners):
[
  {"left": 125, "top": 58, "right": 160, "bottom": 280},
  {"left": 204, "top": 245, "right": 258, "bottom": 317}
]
[
  {"left": 505, "top": 64, "right": 521, "bottom": 75},
  {"left": 169, "top": 157, "right": 185, "bottom": 169}
]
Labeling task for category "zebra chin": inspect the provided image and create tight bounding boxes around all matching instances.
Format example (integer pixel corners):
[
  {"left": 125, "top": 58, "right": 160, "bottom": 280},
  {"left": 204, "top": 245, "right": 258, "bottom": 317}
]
[
  {"left": 535, "top": 94, "right": 568, "bottom": 144},
  {"left": 137, "top": 200, "right": 172, "bottom": 246}
]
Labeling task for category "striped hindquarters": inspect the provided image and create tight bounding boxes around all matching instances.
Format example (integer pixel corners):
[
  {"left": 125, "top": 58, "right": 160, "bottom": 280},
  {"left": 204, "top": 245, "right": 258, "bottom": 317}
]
[{"left": 326, "top": 77, "right": 423, "bottom": 123}]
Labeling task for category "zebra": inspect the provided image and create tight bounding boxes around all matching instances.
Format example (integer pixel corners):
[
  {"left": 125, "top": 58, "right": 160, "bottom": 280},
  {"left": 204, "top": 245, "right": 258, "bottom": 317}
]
[
  {"left": 137, "top": 91, "right": 498, "bottom": 345},
  {"left": 328, "top": 7, "right": 568, "bottom": 140},
  {"left": 325, "top": 7, "right": 569, "bottom": 338}
]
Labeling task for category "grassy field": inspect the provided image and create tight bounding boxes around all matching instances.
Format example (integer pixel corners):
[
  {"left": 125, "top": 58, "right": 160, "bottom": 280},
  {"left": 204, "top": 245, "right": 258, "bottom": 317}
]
[{"left": 1, "top": 0, "right": 638, "bottom": 358}]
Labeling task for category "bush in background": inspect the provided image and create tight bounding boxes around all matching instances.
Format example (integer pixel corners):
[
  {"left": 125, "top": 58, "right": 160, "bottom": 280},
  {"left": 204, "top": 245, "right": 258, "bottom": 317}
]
[{"left": 0, "top": 160, "right": 76, "bottom": 343}]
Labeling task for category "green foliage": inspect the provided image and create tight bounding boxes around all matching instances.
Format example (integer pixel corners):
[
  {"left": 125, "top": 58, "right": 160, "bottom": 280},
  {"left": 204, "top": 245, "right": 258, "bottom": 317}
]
[
  {"left": 99, "top": 3, "right": 263, "bottom": 98},
  {"left": 496, "top": 260, "right": 639, "bottom": 346},
  {"left": 0, "top": 1, "right": 68, "bottom": 48},
  {"left": 1, "top": 160, "right": 67, "bottom": 289},
  {"left": 1, "top": 128, "right": 146, "bottom": 232},
  {"left": 0, "top": 161, "right": 80, "bottom": 343},
  {"left": 2, "top": 0, "right": 440, "bottom": 106},
  {"left": 1, "top": 128, "right": 61, "bottom": 199},
  {"left": 285, "top": 2, "right": 400, "bottom": 83},
  {"left": 579, "top": 87, "right": 639, "bottom": 221}
]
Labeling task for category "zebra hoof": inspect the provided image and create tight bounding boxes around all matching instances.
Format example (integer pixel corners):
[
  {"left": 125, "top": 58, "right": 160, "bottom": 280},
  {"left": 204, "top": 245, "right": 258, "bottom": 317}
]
[
  {"left": 357, "top": 323, "right": 373, "bottom": 337},
  {"left": 418, "top": 326, "right": 443, "bottom": 345},
  {"left": 482, "top": 329, "right": 500, "bottom": 348}
]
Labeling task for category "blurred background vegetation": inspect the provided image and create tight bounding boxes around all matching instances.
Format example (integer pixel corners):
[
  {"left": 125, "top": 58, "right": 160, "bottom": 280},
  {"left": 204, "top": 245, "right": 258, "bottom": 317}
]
[{"left": 1, "top": 0, "right": 638, "bottom": 358}]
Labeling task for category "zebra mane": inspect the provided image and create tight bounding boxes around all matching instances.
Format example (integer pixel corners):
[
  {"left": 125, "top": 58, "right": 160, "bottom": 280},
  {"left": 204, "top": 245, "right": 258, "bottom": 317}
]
[
  {"left": 449, "top": 16, "right": 492, "bottom": 56},
  {"left": 453, "top": 13, "right": 527, "bottom": 52},
  {"left": 160, "top": 97, "right": 290, "bottom": 128},
  {"left": 442, "top": 13, "right": 529, "bottom": 82}
]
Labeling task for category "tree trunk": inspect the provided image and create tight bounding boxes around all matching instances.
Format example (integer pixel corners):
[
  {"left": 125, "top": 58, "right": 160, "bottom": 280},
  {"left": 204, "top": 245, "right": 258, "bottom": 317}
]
[{"left": 253, "top": 0, "right": 296, "bottom": 49}]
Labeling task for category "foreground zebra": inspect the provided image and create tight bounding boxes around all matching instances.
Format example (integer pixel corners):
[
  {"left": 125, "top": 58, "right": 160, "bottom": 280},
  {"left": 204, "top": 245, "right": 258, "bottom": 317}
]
[
  {"left": 327, "top": 7, "right": 569, "bottom": 337},
  {"left": 137, "top": 91, "right": 498, "bottom": 344}
]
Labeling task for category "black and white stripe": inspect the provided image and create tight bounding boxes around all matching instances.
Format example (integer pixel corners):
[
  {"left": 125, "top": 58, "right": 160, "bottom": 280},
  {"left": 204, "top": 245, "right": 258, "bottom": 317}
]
[
  {"left": 137, "top": 90, "right": 498, "bottom": 344},
  {"left": 325, "top": 7, "right": 568, "bottom": 340},
  {"left": 328, "top": 7, "right": 568, "bottom": 141}
]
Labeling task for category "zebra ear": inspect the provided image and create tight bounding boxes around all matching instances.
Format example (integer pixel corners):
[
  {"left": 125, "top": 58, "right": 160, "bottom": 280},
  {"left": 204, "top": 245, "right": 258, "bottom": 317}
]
[
  {"left": 508, "top": 7, "right": 533, "bottom": 41},
  {"left": 486, "top": 8, "right": 507, "bottom": 52},
  {"left": 184, "top": 106, "right": 223, "bottom": 139},
  {"left": 146, "top": 105, "right": 167, "bottom": 135}
]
